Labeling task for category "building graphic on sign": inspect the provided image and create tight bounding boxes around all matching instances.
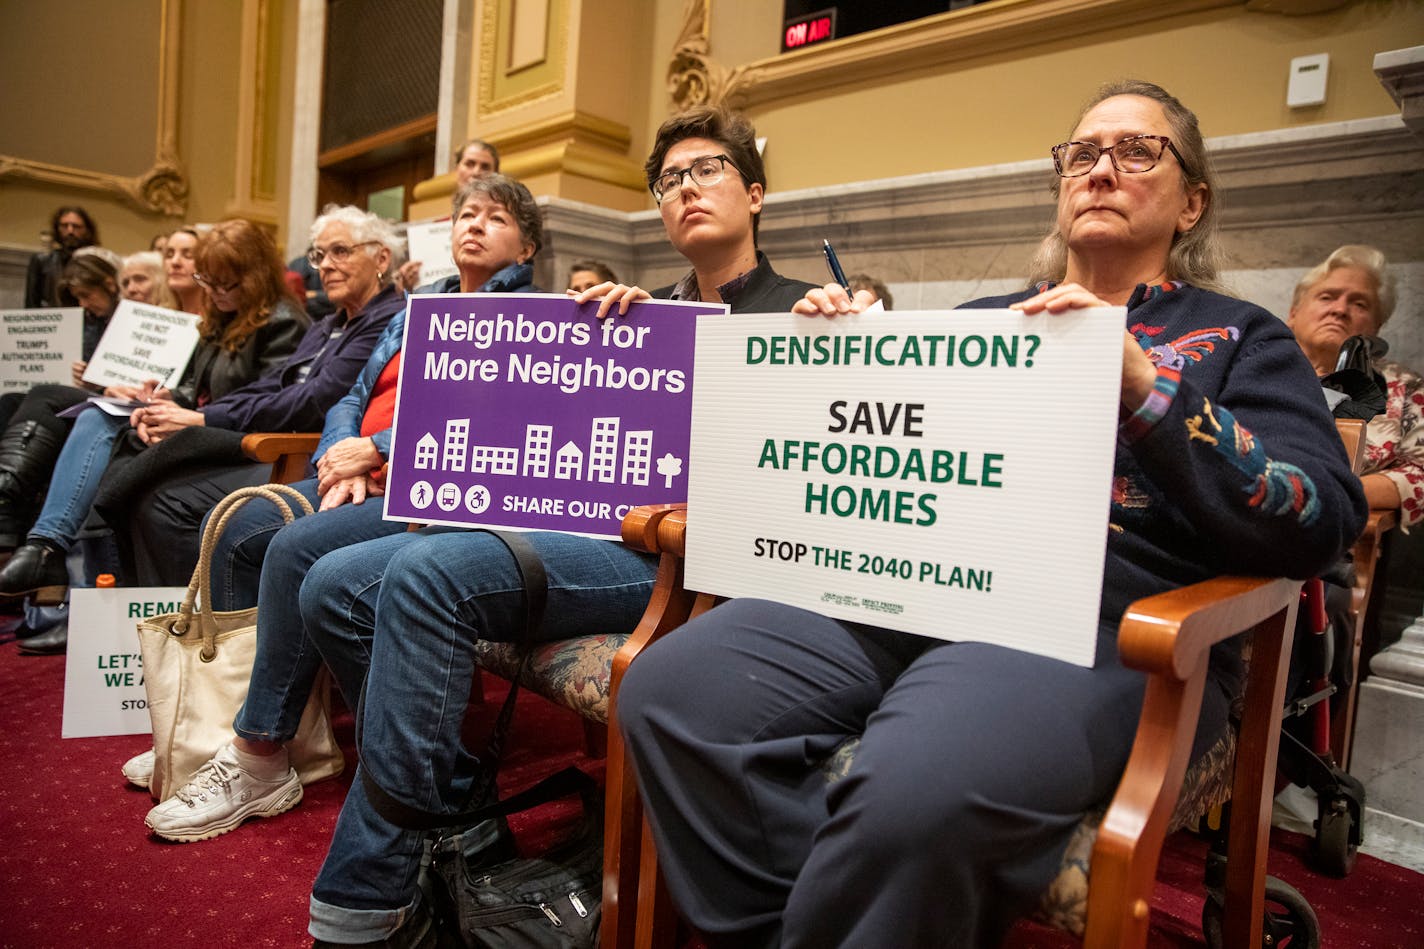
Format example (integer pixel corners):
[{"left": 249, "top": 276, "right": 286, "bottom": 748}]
[
  {"left": 470, "top": 444, "right": 518, "bottom": 475},
  {"left": 622, "top": 431, "right": 652, "bottom": 485},
  {"left": 555, "top": 441, "right": 583, "bottom": 480},
  {"left": 589, "top": 417, "right": 619, "bottom": 483},
  {"left": 523, "top": 424, "right": 552, "bottom": 477},
  {"left": 414, "top": 433, "right": 439, "bottom": 469},
  {"left": 443, "top": 418, "right": 470, "bottom": 471},
  {"left": 410, "top": 415, "right": 680, "bottom": 487}
]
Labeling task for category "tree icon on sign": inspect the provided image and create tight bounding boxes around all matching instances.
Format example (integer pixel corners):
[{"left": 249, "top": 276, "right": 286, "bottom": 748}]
[{"left": 656, "top": 453, "right": 684, "bottom": 488}]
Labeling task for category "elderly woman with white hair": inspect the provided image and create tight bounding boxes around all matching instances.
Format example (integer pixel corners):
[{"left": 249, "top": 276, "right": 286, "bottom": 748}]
[
  {"left": 1288, "top": 244, "right": 1423, "bottom": 529},
  {"left": 0, "top": 208, "right": 403, "bottom": 611}
]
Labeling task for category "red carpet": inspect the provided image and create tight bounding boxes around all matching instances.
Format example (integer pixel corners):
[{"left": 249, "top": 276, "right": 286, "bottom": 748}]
[{"left": 2, "top": 635, "right": 1421, "bottom": 948}]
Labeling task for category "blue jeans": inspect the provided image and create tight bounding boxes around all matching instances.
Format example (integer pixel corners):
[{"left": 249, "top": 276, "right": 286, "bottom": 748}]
[
  {"left": 302, "top": 528, "right": 657, "bottom": 943},
  {"left": 217, "top": 478, "right": 410, "bottom": 743},
  {"left": 29, "top": 408, "right": 125, "bottom": 550}
]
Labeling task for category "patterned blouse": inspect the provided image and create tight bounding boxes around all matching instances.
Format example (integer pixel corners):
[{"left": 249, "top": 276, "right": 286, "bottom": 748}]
[{"left": 1364, "top": 359, "right": 1424, "bottom": 530}]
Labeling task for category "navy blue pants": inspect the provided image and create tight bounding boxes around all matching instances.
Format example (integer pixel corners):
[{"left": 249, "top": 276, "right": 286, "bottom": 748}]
[{"left": 617, "top": 598, "right": 1196, "bottom": 948}]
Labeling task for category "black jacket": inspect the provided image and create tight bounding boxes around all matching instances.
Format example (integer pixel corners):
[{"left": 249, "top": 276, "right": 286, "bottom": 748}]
[
  {"left": 176, "top": 299, "right": 309, "bottom": 407},
  {"left": 653, "top": 252, "right": 816, "bottom": 313}
]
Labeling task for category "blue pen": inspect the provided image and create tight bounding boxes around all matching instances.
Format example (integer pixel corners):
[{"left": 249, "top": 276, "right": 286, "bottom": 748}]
[{"left": 821, "top": 239, "right": 850, "bottom": 292}]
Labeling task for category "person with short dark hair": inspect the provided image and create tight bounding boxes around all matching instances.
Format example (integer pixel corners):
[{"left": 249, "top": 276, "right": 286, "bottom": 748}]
[
  {"left": 566, "top": 259, "right": 617, "bottom": 293},
  {"left": 25, "top": 206, "right": 99, "bottom": 308},
  {"left": 575, "top": 105, "right": 815, "bottom": 317},
  {"left": 453, "top": 137, "right": 500, "bottom": 188}
]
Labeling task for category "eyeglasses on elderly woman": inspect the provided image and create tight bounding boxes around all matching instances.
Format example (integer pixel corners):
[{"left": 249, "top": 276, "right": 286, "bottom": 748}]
[
  {"left": 1050, "top": 135, "right": 1193, "bottom": 179},
  {"left": 307, "top": 240, "right": 381, "bottom": 267}
]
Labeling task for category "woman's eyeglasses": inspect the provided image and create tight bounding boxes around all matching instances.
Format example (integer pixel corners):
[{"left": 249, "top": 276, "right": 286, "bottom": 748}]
[
  {"left": 1050, "top": 135, "right": 1192, "bottom": 179},
  {"left": 307, "top": 240, "right": 380, "bottom": 267},
  {"left": 650, "top": 155, "right": 739, "bottom": 204},
  {"left": 193, "top": 273, "right": 240, "bottom": 293}
]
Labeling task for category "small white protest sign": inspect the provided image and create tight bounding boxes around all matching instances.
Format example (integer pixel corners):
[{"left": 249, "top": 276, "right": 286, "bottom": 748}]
[
  {"left": 685, "top": 308, "right": 1124, "bottom": 668},
  {"left": 81, "top": 300, "right": 200, "bottom": 390},
  {"left": 0, "top": 308, "right": 84, "bottom": 393},
  {"left": 406, "top": 220, "right": 457, "bottom": 288},
  {"left": 62, "top": 586, "right": 187, "bottom": 738}
]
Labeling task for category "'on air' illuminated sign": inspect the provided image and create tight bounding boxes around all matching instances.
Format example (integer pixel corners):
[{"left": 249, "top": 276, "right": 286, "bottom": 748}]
[{"left": 782, "top": 9, "right": 836, "bottom": 52}]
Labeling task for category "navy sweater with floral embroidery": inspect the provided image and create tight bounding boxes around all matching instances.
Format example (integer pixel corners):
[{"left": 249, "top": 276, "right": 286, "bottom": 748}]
[{"left": 967, "top": 283, "right": 1367, "bottom": 636}]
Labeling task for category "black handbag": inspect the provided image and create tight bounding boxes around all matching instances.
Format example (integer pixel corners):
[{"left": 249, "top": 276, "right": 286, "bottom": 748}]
[{"left": 359, "top": 529, "right": 603, "bottom": 949}]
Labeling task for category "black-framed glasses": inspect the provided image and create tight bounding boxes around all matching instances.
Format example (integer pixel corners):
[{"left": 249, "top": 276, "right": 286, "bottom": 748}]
[
  {"left": 1050, "top": 135, "right": 1192, "bottom": 179},
  {"left": 193, "top": 273, "right": 240, "bottom": 293},
  {"left": 650, "top": 154, "right": 739, "bottom": 203},
  {"left": 307, "top": 240, "right": 380, "bottom": 267}
]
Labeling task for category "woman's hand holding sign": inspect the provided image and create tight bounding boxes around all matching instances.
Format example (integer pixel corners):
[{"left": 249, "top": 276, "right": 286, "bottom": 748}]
[
  {"left": 569, "top": 281, "right": 651, "bottom": 320},
  {"left": 1011, "top": 282, "right": 1158, "bottom": 413}
]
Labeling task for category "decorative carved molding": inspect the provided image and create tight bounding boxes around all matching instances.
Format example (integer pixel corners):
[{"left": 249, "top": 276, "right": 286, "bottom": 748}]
[
  {"left": 666, "top": 0, "right": 752, "bottom": 112},
  {"left": 0, "top": 0, "right": 189, "bottom": 216},
  {"left": 478, "top": 0, "right": 569, "bottom": 118}
]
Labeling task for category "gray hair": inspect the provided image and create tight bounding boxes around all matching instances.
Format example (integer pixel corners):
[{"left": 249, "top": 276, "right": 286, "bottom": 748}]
[
  {"left": 309, "top": 204, "right": 406, "bottom": 262},
  {"left": 123, "top": 250, "right": 163, "bottom": 274},
  {"left": 1029, "top": 79, "right": 1225, "bottom": 294},
  {"left": 1291, "top": 244, "right": 1396, "bottom": 328},
  {"left": 450, "top": 174, "right": 544, "bottom": 258}
]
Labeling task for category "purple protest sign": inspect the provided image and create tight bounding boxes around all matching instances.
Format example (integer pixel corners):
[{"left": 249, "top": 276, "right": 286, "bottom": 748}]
[{"left": 384, "top": 292, "right": 724, "bottom": 539}]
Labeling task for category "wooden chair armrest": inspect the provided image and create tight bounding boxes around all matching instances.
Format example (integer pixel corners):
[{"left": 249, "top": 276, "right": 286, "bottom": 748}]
[
  {"left": 1117, "top": 576, "right": 1302, "bottom": 681},
  {"left": 241, "top": 432, "right": 321, "bottom": 462},
  {"left": 241, "top": 432, "right": 322, "bottom": 485},
  {"left": 622, "top": 504, "right": 688, "bottom": 554},
  {"left": 1085, "top": 575, "right": 1301, "bottom": 948}
]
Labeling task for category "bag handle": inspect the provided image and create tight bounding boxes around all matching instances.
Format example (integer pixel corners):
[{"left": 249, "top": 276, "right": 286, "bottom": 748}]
[
  {"left": 358, "top": 528, "right": 550, "bottom": 832},
  {"left": 172, "top": 484, "right": 314, "bottom": 659}
]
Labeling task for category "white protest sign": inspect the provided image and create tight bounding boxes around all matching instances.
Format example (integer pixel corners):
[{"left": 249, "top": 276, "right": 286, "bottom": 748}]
[
  {"left": 685, "top": 308, "right": 1124, "bottom": 668},
  {"left": 81, "top": 299, "right": 200, "bottom": 390},
  {"left": 63, "top": 586, "right": 186, "bottom": 738},
  {"left": 0, "top": 307, "right": 84, "bottom": 393},
  {"left": 406, "top": 219, "right": 457, "bottom": 288}
]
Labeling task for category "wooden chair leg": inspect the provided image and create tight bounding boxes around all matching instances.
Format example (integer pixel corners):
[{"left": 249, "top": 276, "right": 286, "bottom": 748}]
[
  {"left": 635, "top": 816, "right": 678, "bottom": 949},
  {"left": 601, "top": 722, "right": 642, "bottom": 949},
  {"left": 1222, "top": 604, "right": 1297, "bottom": 948}
]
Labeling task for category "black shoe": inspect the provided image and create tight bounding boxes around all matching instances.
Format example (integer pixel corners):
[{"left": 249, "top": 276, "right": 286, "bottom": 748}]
[
  {"left": 0, "top": 541, "right": 68, "bottom": 604},
  {"left": 16, "top": 621, "right": 66, "bottom": 655}
]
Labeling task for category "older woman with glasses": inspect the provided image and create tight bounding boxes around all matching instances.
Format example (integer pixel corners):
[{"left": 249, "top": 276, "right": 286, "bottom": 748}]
[
  {"left": 0, "top": 221, "right": 306, "bottom": 607},
  {"left": 138, "top": 175, "right": 544, "bottom": 840},
  {"left": 0, "top": 210, "right": 404, "bottom": 607},
  {"left": 617, "top": 80, "right": 1368, "bottom": 948}
]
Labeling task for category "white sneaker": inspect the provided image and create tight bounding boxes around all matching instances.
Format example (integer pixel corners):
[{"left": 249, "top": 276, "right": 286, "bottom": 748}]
[
  {"left": 122, "top": 748, "right": 156, "bottom": 788},
  {"left": 144, "top": 743, "right": 302, "bottom": 843}
]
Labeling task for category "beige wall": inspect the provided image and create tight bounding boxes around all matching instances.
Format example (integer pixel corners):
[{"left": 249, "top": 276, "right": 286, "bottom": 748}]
[
  {"left": 0, "top": 1, "right": 249, "bottom": 257},
  {"left": 636, "top": 0, "right": 1421, "bottom": 200}
]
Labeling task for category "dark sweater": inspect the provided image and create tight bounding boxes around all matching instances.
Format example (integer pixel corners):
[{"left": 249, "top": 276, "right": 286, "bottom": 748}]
[
  {"left": 968, "top": 283, "right": 1367, "bottom": 635},
  {"left": 199, "top": 283, "right": 404, "bottom": 432}
]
